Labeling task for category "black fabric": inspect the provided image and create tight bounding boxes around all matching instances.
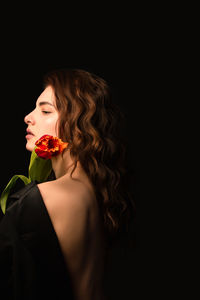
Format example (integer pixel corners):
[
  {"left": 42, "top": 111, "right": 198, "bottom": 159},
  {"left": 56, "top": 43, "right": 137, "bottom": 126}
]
[{"left": 0, "top": 181, "right": 75, "bottom": 300}]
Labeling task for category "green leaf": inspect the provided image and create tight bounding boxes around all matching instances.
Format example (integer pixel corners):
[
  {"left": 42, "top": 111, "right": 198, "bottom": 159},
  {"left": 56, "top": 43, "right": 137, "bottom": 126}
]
[
  {"left": 29, "top": 147, "right": 52, "bottom": 183},
  {"left": 0, "top": 148, "right": 52, "bottom": 214},
  {"left": 28, "top": 146, "right": 38, "bottom": 174},
  {"left": 0, "top": 175, "right": 30, "bottom": 214}
]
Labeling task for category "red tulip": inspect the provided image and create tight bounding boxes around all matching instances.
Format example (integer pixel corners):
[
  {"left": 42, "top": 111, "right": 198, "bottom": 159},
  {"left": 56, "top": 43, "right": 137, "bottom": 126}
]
[{"left": 35, "top": 135, "right": 68, "bottom": 159}]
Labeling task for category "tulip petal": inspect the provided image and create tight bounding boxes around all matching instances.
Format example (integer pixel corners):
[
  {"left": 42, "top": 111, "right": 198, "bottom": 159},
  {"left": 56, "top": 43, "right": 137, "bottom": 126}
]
[{"left": 35, "top": 135, "right": 68, "bottom": 159}]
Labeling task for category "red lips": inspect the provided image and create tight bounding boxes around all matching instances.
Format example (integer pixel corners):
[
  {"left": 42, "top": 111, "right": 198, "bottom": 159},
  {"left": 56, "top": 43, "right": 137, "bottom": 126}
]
[
  {"left": 26, "top": 128, "right": 34, "bottom": 135},
  {"left": 26, "top": 128, "right": 35, "bottom": 140}
]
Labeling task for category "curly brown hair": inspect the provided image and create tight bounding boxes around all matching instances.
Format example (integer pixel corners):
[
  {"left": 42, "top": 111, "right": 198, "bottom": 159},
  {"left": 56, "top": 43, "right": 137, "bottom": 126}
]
[{"left": 43, "top": 68, "right": 136, "bottom": 241}]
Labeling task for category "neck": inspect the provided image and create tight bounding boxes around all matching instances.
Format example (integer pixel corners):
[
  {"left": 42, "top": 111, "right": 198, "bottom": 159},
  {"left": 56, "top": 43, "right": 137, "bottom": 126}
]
[{"left": 51, "top": 150, "right": 82, "bottom": 180}]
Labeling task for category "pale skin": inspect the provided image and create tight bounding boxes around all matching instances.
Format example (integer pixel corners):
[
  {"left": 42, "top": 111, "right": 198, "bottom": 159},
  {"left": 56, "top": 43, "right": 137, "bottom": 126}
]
[{"left": 24, "top": 86, "right": 106, "bottom": 300}]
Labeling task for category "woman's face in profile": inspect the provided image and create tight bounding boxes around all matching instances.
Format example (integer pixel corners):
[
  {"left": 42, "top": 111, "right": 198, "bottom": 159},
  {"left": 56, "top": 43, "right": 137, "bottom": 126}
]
[{"left": 24, "top": 86, "right": 59, "bottom": 152}]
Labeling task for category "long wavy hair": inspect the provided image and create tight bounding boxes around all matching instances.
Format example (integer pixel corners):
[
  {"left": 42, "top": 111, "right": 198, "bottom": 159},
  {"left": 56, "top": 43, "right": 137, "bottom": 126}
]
[{"left": 43, "top": 68, "right": 136, "bottom": 242}]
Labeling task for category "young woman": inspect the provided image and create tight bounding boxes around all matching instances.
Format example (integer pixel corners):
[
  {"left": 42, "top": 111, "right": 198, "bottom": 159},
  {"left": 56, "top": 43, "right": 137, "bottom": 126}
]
[{"left": 0, "top": 69, "right": 135, "bottom": 300}]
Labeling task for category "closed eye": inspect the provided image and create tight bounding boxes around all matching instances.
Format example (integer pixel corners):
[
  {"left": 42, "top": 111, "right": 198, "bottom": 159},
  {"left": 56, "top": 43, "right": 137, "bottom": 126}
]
[{"left": 42, "top": 111, "right": 51, "bottom": 114}]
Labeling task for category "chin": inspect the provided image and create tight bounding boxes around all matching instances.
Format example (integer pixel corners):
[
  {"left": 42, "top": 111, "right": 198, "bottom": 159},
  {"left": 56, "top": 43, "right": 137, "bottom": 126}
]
[{"left": 25, "top": 141, "right": 35, "bottom": 152}]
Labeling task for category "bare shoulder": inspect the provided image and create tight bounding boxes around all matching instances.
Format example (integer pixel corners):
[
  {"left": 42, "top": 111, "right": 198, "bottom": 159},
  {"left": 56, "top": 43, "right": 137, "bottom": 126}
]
[
  {"left": 37, "top": 179, "right": 97, "bottom": 250},
  {"left": 37, "top": 179, "right": 105, "bottom": 299},
  {"left": 37, "top": 178, "right": 96, "bottom": 210},
  {"left": 36, "top": 178, "right": 101, "bottom": 237},
  {"left": 37, "top": 179, "right": 95, "bottom": 224},
  {"left": 37, "top": 178, "right": 101, "bottom": 258}
]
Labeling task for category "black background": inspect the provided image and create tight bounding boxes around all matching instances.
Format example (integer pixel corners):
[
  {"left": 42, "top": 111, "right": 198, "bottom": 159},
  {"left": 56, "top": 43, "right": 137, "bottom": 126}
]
[
  {"left": 1, "top": 5, "right": 190, "bottom": 299},
  {"left": 0, "top": 10, "right": 145, "bottom": 299}
]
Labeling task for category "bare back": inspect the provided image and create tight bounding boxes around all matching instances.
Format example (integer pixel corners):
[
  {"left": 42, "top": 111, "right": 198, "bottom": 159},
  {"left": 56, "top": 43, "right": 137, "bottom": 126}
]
[{"left": 37, "top": 177, "right": 106, "bottom": 300}]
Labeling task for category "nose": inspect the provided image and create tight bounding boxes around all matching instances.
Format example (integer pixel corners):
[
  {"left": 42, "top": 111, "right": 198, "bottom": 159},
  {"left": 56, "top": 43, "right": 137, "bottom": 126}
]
[{"left": 24, "top": 111, "right": 35, "bottom": 125}]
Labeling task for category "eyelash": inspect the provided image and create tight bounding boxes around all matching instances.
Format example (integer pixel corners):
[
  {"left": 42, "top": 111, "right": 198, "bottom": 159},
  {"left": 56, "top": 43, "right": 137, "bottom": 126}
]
[{"left": 42, "top": 111, "right": 51, "bottom": 114}]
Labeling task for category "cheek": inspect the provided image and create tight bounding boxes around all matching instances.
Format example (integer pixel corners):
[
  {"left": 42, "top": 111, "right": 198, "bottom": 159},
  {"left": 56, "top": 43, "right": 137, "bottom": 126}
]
[
  {"left": 25, "top": 115, "right": 59, "bottom": 152},
  {"left": 39, "top": 116, "right": 59, "bottom": 136}
]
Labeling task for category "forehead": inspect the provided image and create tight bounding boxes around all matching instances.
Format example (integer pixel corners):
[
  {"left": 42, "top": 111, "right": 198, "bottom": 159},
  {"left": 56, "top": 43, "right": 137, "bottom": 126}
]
[{"left": 36, "top": 86, "right": 56, "bottom": 104}]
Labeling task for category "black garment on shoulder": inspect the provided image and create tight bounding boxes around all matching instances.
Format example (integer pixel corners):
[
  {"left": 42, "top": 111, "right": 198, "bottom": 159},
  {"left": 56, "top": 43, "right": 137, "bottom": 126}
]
[{"left": 0, "top": 181, "right": 75, "bottom": 300}]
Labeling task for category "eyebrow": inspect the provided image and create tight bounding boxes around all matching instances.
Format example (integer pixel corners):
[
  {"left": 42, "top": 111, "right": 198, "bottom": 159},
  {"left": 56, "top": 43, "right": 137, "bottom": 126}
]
[{"left": 38, "top": 101, "right": 54, "bottom": 107}]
